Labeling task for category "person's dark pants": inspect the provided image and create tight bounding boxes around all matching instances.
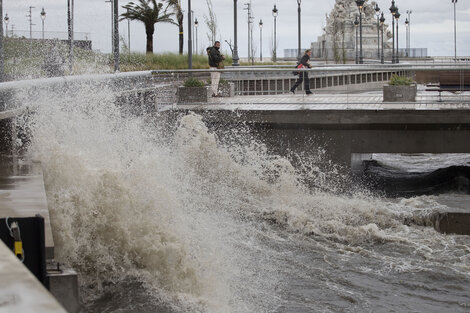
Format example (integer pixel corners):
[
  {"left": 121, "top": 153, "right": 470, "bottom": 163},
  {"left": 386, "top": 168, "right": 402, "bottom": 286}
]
[{"left": 291, "top": 72, "right": 311, "bottom": 92}]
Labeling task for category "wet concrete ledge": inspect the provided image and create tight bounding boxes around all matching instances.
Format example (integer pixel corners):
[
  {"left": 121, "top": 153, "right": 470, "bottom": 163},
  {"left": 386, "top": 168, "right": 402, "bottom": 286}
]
[
  {"left": 0, "top": 157, "right": 80, "bottom": 313},
  {"left": 0, "top": 240, "right": 67, "bottom": 313},
  {"left": 0, "top": 159, "right": 55, "bottom": 259}
]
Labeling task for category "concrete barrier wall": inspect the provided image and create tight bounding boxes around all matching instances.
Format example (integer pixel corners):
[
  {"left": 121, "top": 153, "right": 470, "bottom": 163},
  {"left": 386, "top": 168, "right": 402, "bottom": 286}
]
[{"left": 0, "top": 241, "right": 67, "bottom": 313}]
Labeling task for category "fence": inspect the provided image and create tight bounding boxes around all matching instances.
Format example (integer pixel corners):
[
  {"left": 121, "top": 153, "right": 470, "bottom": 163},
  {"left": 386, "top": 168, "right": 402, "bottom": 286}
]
[
  {"left": 398, "top": 48, "right": 428, "bottom": 58},
  {"left": 151, "top": 66, "right": 412, "bottom": 96}
]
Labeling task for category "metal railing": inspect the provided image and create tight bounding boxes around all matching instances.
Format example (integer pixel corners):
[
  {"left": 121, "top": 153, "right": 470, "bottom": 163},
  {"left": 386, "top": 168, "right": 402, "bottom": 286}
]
[
  {"left": 150, "top": 64, "right": 427, "bottom": 96},
  {"left": 1, "top": 64, "right": 469, "bottom": 115}
]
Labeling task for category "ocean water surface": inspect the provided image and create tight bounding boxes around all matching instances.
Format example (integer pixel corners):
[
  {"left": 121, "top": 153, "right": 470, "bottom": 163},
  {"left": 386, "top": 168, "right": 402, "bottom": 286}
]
[{"left": 18, "top": 84, "right": 470, "bottom": 313}]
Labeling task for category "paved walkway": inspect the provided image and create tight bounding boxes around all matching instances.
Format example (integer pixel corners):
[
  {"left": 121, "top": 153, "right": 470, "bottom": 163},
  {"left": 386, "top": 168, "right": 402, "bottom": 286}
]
[
  {"left": 0, "top": 159, "right": 54, "bottom": 259},
  {"left": 171, "top": 90, "right": 470, "bottom": 111}
]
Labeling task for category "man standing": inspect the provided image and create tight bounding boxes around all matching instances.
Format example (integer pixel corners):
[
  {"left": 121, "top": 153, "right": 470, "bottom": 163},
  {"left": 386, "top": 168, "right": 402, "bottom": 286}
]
[
  {"left": 208, "top": 41, "right": 225, "bottom": 97},
  {"left": 290, "top": 49, "right": 313, "bottom": 95}
]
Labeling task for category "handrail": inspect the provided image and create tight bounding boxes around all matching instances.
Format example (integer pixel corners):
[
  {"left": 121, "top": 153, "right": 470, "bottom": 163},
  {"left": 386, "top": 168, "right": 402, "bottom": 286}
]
[
  {"left": 1, "top": 64, "right": 469, "bottom": 92},
  {"left": 150, "top": 64, "right": 470, "bottom": 75}
]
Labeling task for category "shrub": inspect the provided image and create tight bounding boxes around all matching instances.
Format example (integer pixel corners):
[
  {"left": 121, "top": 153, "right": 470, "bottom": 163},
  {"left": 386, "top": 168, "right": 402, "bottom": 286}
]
[
  {"left": 389, "top": 74, "right": 414, "bottom": 86},
  {"left": 183, "top": 77, "right": 206, "bottom": 87}
]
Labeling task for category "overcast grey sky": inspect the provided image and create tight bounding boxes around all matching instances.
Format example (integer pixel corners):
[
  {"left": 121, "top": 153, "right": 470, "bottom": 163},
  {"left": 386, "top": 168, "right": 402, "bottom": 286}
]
[{"left": 4, "top": 0, "right": 470, "bottom": 57}]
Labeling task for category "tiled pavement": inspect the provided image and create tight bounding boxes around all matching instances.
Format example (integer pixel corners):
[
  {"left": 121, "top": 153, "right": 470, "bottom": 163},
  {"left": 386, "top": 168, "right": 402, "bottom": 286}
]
[{"left": 170, "top": 90, "right": 470, "bottom": 111}]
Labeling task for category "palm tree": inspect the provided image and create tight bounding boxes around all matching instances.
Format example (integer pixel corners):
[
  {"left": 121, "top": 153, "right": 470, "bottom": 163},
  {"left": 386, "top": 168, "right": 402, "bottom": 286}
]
[
  {"left": 121, "top": 0, "right": 175, "bottom": 53},
  {"left": 164, "top": 0, "right": 184, "bottom": 55}
]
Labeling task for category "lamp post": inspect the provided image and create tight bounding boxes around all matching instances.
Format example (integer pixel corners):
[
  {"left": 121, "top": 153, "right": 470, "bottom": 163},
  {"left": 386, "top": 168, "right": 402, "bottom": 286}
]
[
  {"left": 452, "top": 0, "right": 457, "bottom": 61},
  {"left": 40, "top": 8, "right": 46, "bottom": 40},
  {"left": 380, "top": 12, "right": 385, "bottom": 64},
  {"left": 4, "top": 13, "right": 8, "bottom": 38},
  {"left": 195, "top": 18, "right": 198, "bottom": 55},
  {"left": 113, "top": 0, "right": 119, "bottom": 72},
  {"left": 375, "top": 3, "right": 380, "bottom": 59},
  {"left": 297, "top": 0, "right": 301, "bottom": 60},
  {"left": 389, "top": 0, "right": 397, "bottom": 63},
  {"left": 405, "top": 18, "right": 409, "bottom": 57},
  {"left": 259, "top": 19, "right": 263, "bottom": 62},
  {"left": 243, "top": 2, "right": 252, "bottom": 64},
  {"left": 191, "top": 10, "right": 194, "bottom": 54},
  {"left": 68, "top": 0, "right": 74, "bottom": 73},
  {"left": 232, "top": 0, "right": 239, "bottom": 66},
  {"left": 406, "top": 10, "right": 412, "bottom": 57},
  {"left": 395, "top": 9, "right": 400, "bottom": 63},
  {"left": 187, "top": 0, "right": 192, "bottom": 69},
  {"left": 354, "top": 15, "right": 359, "bottom": 64},
  {"left": 355, "top": 0, "right": 365, "bottom": 64},
  {"left": 27, "top": 6, "right": 35, "bottom": 58},
  {"left": 272, "top": 4, "right": 278, "bottom": 62},
  {"left": 0, "top": 1, "right": 4, "bottom": 83}
]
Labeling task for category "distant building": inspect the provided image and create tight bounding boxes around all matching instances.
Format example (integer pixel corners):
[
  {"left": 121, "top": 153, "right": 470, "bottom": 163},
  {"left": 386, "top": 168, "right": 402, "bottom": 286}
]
[{"left": 284, "top": 49, "right": 310, "bottom": 59}]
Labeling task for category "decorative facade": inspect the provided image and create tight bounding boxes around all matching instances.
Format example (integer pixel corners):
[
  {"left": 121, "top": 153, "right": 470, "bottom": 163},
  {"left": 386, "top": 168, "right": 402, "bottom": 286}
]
[{"left": 311, "top": 0, "right": 393, "bottom": 62}]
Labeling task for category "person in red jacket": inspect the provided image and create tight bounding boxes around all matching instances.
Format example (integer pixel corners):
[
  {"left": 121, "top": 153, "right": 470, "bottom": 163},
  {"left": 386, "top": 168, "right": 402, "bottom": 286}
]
[{"left": 290, "top": 49, "right": 313, "bottom": 95}]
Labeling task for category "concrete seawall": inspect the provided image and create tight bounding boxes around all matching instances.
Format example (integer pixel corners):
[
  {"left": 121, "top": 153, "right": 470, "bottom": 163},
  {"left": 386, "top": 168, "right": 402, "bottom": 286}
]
[
  {"left": 0, "top": 158, "right": 80, "bottom": 313},
  {"left": 0, "top": 240, "right": 67, "bottom": 313}
]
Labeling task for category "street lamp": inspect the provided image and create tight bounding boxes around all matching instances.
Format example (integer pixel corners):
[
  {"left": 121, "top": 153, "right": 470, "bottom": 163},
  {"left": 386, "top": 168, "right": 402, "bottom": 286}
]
[
  {"left": 40, "top": 8, "right": 46, "bottom": 40},
  {"left": 232, "top": 0, "right": 240, "bottom": 66},
  {"left": 27, "top": 6, "right": 35, "bottom": 58},
  {"left": 259, "top": 19, "right": 263, "bottom": 62},
  {"left": 272, "top": 4, "right": 278, "bottom": 62},
  {"left": 187, "top": 0, "right": 192, "bottom": 69},
  {"left": 297, "top": 0, "right": 301, "bottom": 60},
  {"left": 389, "top": 0, "right": 397, "bottom": 63},
  {"left": 68, "top": 0, "right": 75, "bottom": 73},
  {"left": 355, "top": 0, "right": 365, "bottom": 64},
  {"left": 406, "top": 10, "right": 412, "bottom": 57},
  {"left": 195, "top": 18, "right": 198, "bottom": 55},
  {"left": 113, "top": 0, "right": 119, "bottom": 72},
  {"left": 243, "top": 3, "right": 253, "bottom": 64},
  {"left": 1, "top": 4, "right": 4, "bottom": 83},
  {"left": 380, "top": 12, "right": 385, "bottom": 64},
  {"left": 375, "top": 3, "right": 380, "bottom": 59},
  {"left": 405, "top": 18, "right": 409, "bottom": 57},
  {"left": 395, "top": 9, "right": 400, "bottom": 63},
  {"left": 354, "top": 15, "right": 359, "bottom": 64},
  {"left": 191, "top": 10, "right": 194, "bottom": 54},
  {"left": 452, "top": 0, "right": 457, "bottom": 61},
  {"left": 4, "top": 13, "right": 9, "bottom": 38}
]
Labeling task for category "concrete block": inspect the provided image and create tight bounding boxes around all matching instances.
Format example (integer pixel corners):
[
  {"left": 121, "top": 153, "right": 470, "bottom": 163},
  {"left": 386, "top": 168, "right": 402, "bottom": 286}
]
[
  {"left": 48, "top": 265, "right": 81, "bottom": 313},
  {"left": 176, "top": 86, "right": 211, "bottom": 104},
  {"left": 434, "top": 212, "right": 470, "bottom": 236},
  {"left": 218, "top": 82, "right": 235, "bottom": 97},
  {"left": 383, "top": 84, "right": 417, "bottom": 102}
]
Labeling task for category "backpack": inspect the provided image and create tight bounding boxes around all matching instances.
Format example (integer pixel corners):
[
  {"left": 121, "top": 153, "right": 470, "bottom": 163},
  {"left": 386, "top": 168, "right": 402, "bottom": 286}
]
[{"left": 207, "top": 46, "right": 214, "bottom": 62}]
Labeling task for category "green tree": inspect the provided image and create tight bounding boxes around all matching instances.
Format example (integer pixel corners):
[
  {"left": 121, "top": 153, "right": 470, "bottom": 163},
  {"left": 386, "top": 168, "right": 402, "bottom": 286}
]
[
  {"left": 164, "top": 0, "right": 184, "bottom": 55},
  {"left": 120, "top": 0, "right": 175, "bottom": 53}
]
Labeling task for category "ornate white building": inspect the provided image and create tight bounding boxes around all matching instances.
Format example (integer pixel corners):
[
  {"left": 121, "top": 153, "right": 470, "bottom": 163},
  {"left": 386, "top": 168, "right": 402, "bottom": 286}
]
[{"left": 311, "top": 0, "right": 393, "bottom": 62}]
